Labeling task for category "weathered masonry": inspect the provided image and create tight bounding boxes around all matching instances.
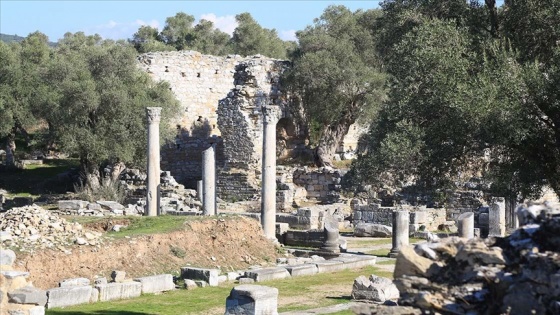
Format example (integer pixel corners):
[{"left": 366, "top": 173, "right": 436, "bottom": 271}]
[{"left": 137, "top": 51, "right": 365, "bottom": 201}]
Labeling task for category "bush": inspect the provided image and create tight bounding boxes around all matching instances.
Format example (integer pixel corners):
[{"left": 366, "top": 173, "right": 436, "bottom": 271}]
[{"left": 74, "top": 176, "right": 127, "bottom": 203}]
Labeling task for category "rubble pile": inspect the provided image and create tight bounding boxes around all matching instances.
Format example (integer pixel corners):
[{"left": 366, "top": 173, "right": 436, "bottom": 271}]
[
  {"left": 392, "top": 205, "right": 560, "bottom": 315},
  {"left": 120, "top": 169, "right": 202, "bottom": 214},
  {"left": 0, "top": 205, "right": 103, "bottom": 252}
]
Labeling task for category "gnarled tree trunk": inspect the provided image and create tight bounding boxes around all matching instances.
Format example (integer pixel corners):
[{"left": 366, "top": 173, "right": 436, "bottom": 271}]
[{"left": 314, "top": 112, "right": 355, "bottom": 168}]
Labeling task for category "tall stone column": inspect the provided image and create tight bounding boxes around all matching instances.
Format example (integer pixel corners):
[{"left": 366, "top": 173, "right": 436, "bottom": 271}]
[
  {"left": 457, "top": 212, "right": 474, "bottom": 239},
  {"left": 197, "top": 180, "right": 203, "bottom": 201},
  {"left": 261, "top": 105, "right": 281, "bottom": 239},
  {"left": 145, "top": 107, "right": 161, "bottom": 217},
  {"left": 389, "top": 210, "right": 409, "bottom": 258},
  {"left": 202, "top": 142, "right": 217, "bottom": 216},
  {"left": 489, "top": 197, "right": 506, "bottom": 237}
]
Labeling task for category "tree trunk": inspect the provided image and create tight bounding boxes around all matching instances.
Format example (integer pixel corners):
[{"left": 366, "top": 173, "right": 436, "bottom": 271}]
[
  {"left": 14, "top": 120, "right": 31, "bottom": 147},
  {"left": 80, "top": 157, "right": 101, "bottom": 190},
  {"left": 314, "top": 113, "right": 355, "bottom": 168},
  {"left": 485, "top": 0, "right": 499, "bottom": 37}
]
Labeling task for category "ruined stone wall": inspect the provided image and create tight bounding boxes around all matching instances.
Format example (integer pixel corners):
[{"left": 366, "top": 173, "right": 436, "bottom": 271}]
[
  {"left": 352, "top": 203, "right": 447, "bottom": 231},
  {"left": 292, "top": 168, "right": 343, "bottom": 203},
  {"left": 138, "top": 51, "right": 295, "bottom": 190}
]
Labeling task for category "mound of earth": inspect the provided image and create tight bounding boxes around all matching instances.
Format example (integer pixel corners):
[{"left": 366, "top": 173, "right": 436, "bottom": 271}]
[{"left": 11, "top": 216, "right": 280, "bottom": 289}]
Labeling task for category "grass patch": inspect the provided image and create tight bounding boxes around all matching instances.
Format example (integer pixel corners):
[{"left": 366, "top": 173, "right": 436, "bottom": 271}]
[
  {"left": 364, "top": 248, "right": 391, "bottom": 257},
  {"left": 376, "top": 259, "right": 396, "bottom": 265},
  {"left": 0, "top": 158, "right": 79, "bottom": 195},
  {"left": 46, "top": 266, "right": 390, "bottom": 315},
  {"left": 346, "top": 237, "right": 425, "bottom": 249},
  {"left": 106, "top": 216, "right": 199, "bottom": 239},
  {"left": 346, "top": 238, "right": 392, "bottom": 248}
]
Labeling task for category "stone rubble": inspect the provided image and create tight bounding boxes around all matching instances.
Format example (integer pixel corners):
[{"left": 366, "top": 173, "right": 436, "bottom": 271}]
[
  {"left": 389, "top": 203, "right": 560, "bottom": 315},
  {"left": 0, "top": 205, "right": 103, "bottom": 252}
]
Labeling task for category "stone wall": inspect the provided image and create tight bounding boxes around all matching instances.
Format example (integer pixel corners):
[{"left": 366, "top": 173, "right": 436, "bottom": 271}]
[
  {"left": 137, "top": 51, "right": 363, "bottom": 199},
  {"left": 292, "top": 168, "right": 343, "bottom": 203},
  {"left": 352, "top": 203, "right": 447, "bottom": 231}
]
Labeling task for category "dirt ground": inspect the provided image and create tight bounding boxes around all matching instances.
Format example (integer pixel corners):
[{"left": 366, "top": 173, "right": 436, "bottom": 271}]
[{"left": 12, "top": 216, "right": 280, "bottom": 289}]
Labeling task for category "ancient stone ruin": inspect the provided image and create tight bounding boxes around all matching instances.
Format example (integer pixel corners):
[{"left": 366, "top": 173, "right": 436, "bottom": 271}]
[{"left": 137, "top": 51, "right": 365, "bottom": 204}]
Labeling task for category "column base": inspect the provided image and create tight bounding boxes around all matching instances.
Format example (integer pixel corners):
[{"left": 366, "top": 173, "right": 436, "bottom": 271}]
[{"left": 388, "top": 248, "right": 400, "bottom": 258}]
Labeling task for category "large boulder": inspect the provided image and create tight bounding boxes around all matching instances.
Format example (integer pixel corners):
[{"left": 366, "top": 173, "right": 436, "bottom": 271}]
[
  {"left": 354, "top": 223, "right": 392, "bottom": 237},
  {"left": 352, "top": 275, "right": 399, "bottom": 302}
]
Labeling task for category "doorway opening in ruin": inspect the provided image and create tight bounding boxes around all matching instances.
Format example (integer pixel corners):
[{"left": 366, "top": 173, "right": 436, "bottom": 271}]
[{"left": 276, "top": 118, "right": 310, "bottom": 164}]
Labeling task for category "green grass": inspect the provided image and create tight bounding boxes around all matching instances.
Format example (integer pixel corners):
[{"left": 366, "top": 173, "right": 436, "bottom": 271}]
[
  {"left": 70, "top": 215, "right": 211, "bottom": 239},
  {"left": 0, "top": 158, "right": 79, "bottom": 195},
  {"left": 376, "top": 259, "right": 396, "bottom": 265},
  {"left": 46, "top": 266, "right": 391, "bottom": 315},
  {"left": 364, "top": 248, "right": 391, "bottom": 257},
  {"left": 346, "top": 237, "right": 425, "bottom": 249}
]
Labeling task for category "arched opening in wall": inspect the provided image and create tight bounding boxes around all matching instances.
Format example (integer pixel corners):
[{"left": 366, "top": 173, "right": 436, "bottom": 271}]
[{"left": 276, "top": 118, "right": 309, "bottom": 164}]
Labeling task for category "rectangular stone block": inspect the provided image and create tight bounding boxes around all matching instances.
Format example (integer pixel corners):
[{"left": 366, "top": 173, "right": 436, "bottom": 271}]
[
  {"left": 47, "top": 286, "right": 92, "bottom": 308},
  {"left": 181, "top": 267, "right": 220, "bottom": 287},
  {"left": 284, "top": 264, "right": 318, "bottom": 277},
  {"left": 95, "top": 282, "right": 141, "bottom": 302},
  {"left": 133, "top": 274, "right": 175, "bottom": 294},
  {"left": 244, "top": 267, "right": 291, "bottom": 282},
  {"left": 57, "top": 200, "right": 88, "bottom": 210},
  {"left": 59, "top": 277, "right": 90, "bottom": 287},
  {"left": 331, "top": 254, "right": 376, "bottom": 269},
  {"left": 312, "top": 260, "right": 346, "bottom": 273}
]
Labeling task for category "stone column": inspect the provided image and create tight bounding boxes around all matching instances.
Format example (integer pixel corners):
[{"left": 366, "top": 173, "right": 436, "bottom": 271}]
[
  {"left": 389, "top": 210, "right": 409, "bottom": 258},
  {"left": 457, "top": 212, "right": 474, "bottom": 239},
  {"left": 197, "top": 180, "right": 203, "bottom": 201},
  {"left": 202, "top": 142, "right": 217, "bottom": 216},
  {"left": 320, "top": 212, "right": 340, "bottom": 255},
  {"left": 261, "top": 105, "right": 281, "bottom": 239},
  {"left": 489, "top": 197, "right": 506, "bottom": 237},
  {"left": 145, "top": 107, "right": 161, "bottom": 217}
]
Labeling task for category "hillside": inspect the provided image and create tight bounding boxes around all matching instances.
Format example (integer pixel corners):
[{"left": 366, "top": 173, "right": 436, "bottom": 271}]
[{"left": 0, "top": 33, "right": 57, "bottom": 47}]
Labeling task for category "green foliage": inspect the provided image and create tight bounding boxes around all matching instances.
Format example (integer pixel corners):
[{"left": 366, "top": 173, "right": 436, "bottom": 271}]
[
  {"left": 73, "top": 176, "right": 127, "bottom": 203},
  {"left": 231, "top": 12, "right": 290, "bottom": 59},
  {"left": 129, "top": 11, "right": 294, "bottom": 58},
  {"left": 285, "top": 6, "right": 386, "bottom": 166},
  {"left": 169, "top": 245, "right": 187, "bottom": 258},
  {"left": 0, "top": 31, "right": 180, "bottom": 183},
  {"left": 353, "top": 0, "right": 560, "bottom": 199}
]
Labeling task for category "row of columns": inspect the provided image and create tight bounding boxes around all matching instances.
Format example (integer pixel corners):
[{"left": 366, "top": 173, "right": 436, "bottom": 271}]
[
  {"left": 144, "top": 106, "right": 281, "bottom": 241},
  {"left": 389, "top": 210, "right": 477, "bottom": 257}
]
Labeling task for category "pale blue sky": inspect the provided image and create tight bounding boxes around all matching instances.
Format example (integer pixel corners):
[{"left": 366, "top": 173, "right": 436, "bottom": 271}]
[{"left": 0, "top": 0, "right": 383, "bottom": 42}]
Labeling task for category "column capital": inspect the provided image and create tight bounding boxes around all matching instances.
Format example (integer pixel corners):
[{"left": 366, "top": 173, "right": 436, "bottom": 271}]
[
  {"left": 262, "top": 105, "right": 281, "bottom": 124},
  {"left": 146, "top": 107, "right": 162, "bottom": 124}
]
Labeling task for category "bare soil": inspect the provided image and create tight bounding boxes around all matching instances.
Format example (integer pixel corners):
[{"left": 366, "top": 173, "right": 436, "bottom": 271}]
[{"left": 13, "top": 216, "right": 280, "bottom": 289}]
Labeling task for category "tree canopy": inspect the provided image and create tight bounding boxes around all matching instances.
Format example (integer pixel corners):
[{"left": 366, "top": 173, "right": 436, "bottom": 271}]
[
  {"left": 0, "top": 32, "right": 179, "bottom": 187},
  {"left": 285, "top": 6, "right": 386, "bottom": 167},
  {"left": 130, "top": 11, "right": 294, "bottom": 59},
  {"left": 352, "top": 0, "right": 560, "bottom": 199}
]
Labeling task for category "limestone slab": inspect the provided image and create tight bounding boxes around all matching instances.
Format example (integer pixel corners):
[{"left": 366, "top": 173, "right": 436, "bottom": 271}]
[
  {"left": 181, "top": 267, "right": 220, "bottom": 287},
  {"left": 47, "top": 286, "right": 92, "bottom": 308},
  {"left": 312, "top": 260, "right": 346, "bottom": 273},
  {"left": 8, "top": 286, "right": 47, "bottom": 306},
  {"left": 283, "top": 264, "right": 318, "bottom": 277},
  {"left": 95, "top": 282, "right": 141, "bottom": 301},
  {"left": 59, "top": 278, "right": 90, "bottom": 288},
  {"left": 331, "top": 255, "right": 376, "bottom": 269},
  {"left": 133, "top": 274, "right": 175, "bottom": 294},
  {"left": 244, "top": 267, "right": 291, "bottom": 282}
]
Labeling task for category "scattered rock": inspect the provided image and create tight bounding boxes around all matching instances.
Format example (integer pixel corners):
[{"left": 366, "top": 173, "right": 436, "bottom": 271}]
[
  {"left": 0, "top": 205, "right": 102, "bottom": 252},
  {"left": 392, "top": 204, "right": 560, "bottom": 314},
  {"left": 354, "top": 223, "right": 392, "bottom": 237},
  {"left": 352, "top": 275, "right": 399, "bottom": 302}
]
